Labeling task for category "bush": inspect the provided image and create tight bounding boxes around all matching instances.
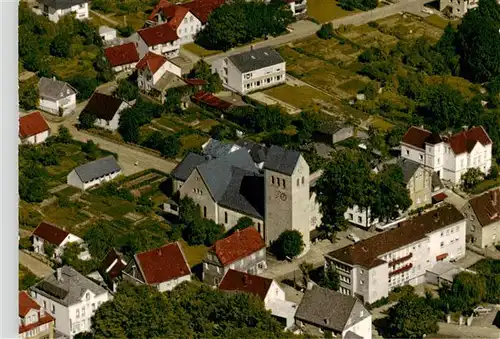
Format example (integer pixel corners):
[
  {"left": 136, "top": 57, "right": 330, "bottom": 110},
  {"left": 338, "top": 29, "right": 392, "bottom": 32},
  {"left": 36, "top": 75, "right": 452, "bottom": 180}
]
[
  {"left": 271, "top": 230, "right": 304, "bottom": 260},
  {"left": 317, "top": 23, "right": 334, "bottom": 40},
  {"left": 117, "top": 25, "right": 134, "bottom": 37}
]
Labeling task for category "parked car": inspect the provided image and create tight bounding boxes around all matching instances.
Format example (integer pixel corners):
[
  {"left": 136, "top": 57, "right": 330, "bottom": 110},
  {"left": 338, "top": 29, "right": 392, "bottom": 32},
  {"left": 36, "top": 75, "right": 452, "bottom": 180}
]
[
  {"left": 473, "top": 306, "right": 492, "bottom": 314},
  {"left": 347, "top": 233, "right": 361, "bottom": 243}
]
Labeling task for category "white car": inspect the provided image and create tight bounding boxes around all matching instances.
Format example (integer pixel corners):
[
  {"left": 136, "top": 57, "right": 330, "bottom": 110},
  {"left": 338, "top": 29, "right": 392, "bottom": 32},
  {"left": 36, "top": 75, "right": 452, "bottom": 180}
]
[
  {"left": 473, "top": 306, "right": 492, "bottom": 314},
  {"left": 347, "top": 233, "right": 361, "bottom": 243}
]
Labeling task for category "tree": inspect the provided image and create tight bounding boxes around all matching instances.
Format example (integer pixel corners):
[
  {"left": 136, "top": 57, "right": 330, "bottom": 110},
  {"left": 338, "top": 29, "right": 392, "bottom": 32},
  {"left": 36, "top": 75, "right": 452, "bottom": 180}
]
[
  {"left": 461, "top": 168, "right": 485, "bottom": 191},
  {"left": 271, "top": 230, "right": 304, "bottom": 260},
  {"left": 299, "top": 261, "right": 314, "bottom": 286},
  {"left": 68, "top": 76, "right": 100, "bottom": 100},
  {"left": 44, "top": 243, "right": 55, "bottom": 259},
  {"left": 50, "top": 34, "right": 72, "bottom": 58},
  {"left": 19, "top": 82, "right": 39, "bottom": 110},
  {"left": 386, "top": 294, "right": 439, "bottom": 338},
  {"left": 81, "top": 140, "right": 100, "bottom": 160},
  {"left": 317, "top": 23, "right": 334, "bottom": 40},
  {"left": 439, "top": 271, "right": 487, "bottom": 312},
  {"left": 419, "top": 84, "right": 466, "bottom": 131},
  {"left": 226, "top": 216, "right": 255, "bottom": 236},
  {"left": 160, "top": 135, "right": 181, "bottom": 158},
  {"left": 118, "top": 110, "right": 140, "bottom": 143},
  {"left": 78, "top": 113, "right": 96, "bottom": 130},
  {"left": 188, "top": 60, "right": 212, "bottom": 80},
  {"left": 320, "top": 265, "right": 340, "bottom": 291},
  {"left": 435, "top": 24, "right": 460, "bottom": 75},
  {"left": 205, "top": 73, "right": 224, "bottom": 93},
  {"left": 209, "top": 124, "right": 236, "bottom": 141},
  {"left": 115, "top": 79, "right": 138, "bottom": 102},
  {"left": 56, "top": 126, "right": 72, "bottom": 144},
  {"left": 488, "top": 164, "right": 499, "bottom": 180},
  {"left": 94, "top": 49, "right": 114, "bottom": 82}
]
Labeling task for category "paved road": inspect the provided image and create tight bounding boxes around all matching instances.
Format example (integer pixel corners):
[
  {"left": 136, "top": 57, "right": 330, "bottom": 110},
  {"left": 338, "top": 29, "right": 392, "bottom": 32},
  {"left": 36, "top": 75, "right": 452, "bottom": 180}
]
[
  {"left": 19, "top": 250, "right": 54, "bottom": 278},
  {"left": 437, "top": 322, "right": 500, "bottom": 338}
]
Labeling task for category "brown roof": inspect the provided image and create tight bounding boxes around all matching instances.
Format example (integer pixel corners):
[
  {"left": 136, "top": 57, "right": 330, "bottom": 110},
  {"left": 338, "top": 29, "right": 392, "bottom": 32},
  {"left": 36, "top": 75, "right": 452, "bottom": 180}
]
[
  {"left": 32, "top": 222, "right": 69, "bottom": 246},
  {"left": 136, "top": 52, "right": 168, "bottom": 74},
  {"left": 401, "top": 126, "right": 442, "bottom": 149},
  {"left": 135, "top": 242, "right": 191, "bottom": 285},
  {"left": 469, "top": 188, "right": 500, "bottom": 227},
  {"left": 212, "top": 227, "right": 265, "bottom": 266},
  {"left": 148, "top": 0, "right": 173, "bottom": 21},
  {"left": 327, "top": 205, "right": 465, "bottom": 269},
  {"left": 138, "top": 22, "right": 179, "bottom": 46},
  {"left": 447, "top": 126, "right": 492, "bottom": 155},
  {"left": 104, "top": 42, "right": 140, "bottom": 68},
  {"left": 82, "top": 92, "right": 125, "bottom": 121},
  {"left": 19, "top": 291, "right": 40, "bottom": 317},
  {"left": 101, "top": 249, "right": 127, "bottom": 280},
  {"left": 219, "top": 269, "right": 273, "bottom": 300},
  {"left": 19, "top": 112, "right": 50, "bottom": 139},
  {"left": 182, "top": 0, "right": 226, "bottom": 23}
]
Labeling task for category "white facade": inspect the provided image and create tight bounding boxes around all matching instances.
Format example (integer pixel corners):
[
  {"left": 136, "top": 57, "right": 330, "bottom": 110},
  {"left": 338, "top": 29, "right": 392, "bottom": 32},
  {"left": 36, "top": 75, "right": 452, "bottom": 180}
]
[
  {"left": 99, "top": 26, "right": 117, "bottom": 41},
  {"left": 156, "top": 274, "right": 191, "bottom": 292},
  {"left": 439, "top": 0, "right": 480, "bottom": 17},
  {"left": 67, "top": 168, "right": 122, "bottom": 191},
  {"left": 212, "top": 57, "right": 286, "bottom": 95},
  {"left": 345, "top": 205, "right": 378, "bottom": 229},
  {"left": 111, "top": 62, "right": 138, "bottom": 74},
  {"left": 33, "top": 233, "right": 90, "bottom": 261},
  {"left": 175, "top": 11, "right": 204, "bottom": 45},
  {"left": 93, "top": 101, "right": 129, "bottom": 131},
  {"left": 39, "top": 92, "right": 77, "bottom": 117},
  {"left": 137, "top": 36, "right": 180, "bottom": 59},
  {"left": 33, "top": 1, "right": 89, "bottom": 23},
  {"left": 20, "top": 130, "right": 50, "bottom": 145},
  {"left": 343, "top": 315, "right": 372, "bottom": 339},
  {"left": 288, "top": 0, "right": 307, "bottom": 16},
  {"left": 31, "top": 288, "right": 109, "bottom": 338},
  {"left": 137, "top": 60, "right": 182, "bottom": 92}
]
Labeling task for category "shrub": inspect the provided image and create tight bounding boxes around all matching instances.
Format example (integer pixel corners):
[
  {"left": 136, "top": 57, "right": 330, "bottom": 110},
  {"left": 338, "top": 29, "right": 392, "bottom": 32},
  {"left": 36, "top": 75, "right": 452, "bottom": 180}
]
[
  {"left": 271, "top": 230, "right": 304, "bottom": 260},
  {"left": 317, "top": 23, "right": 334, "bottom": 40}
]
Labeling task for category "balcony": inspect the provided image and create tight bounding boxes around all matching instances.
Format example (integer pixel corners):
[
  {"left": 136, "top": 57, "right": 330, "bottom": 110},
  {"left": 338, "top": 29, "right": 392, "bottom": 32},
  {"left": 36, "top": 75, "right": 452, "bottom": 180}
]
[
  {"left": 389, "top": 263, "right": 413, "bottom": 277},
  {"left": 388, "top": 253, "right": 413, "bottom": 267}
]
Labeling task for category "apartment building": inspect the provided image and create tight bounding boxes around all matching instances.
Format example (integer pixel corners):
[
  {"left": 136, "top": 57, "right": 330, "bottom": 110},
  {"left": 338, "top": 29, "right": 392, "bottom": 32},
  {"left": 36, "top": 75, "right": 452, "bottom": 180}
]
[
  {"left": 211, "top": 47, "right": 286, "bottom": 95},
  {"left": 439, "top": 0, "right": 500, "bottom": 17},
  {"left": 32, "top": 0, "right": 89, "bottom": 23},
  {"left": 137, "top": 23, "right": 180, "bottom": 58},
  {"left": 325, "top": 204, "right": 466, "bottom": 304},
  {"left": 401, "top": 126, "right": 493, "bottom": 185}
]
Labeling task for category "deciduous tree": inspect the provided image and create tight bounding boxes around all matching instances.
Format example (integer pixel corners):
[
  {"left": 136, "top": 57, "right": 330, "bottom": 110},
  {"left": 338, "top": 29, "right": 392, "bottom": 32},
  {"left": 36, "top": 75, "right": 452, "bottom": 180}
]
[{"left": 271, "top": 230, "right": 304, "bottom": 260}]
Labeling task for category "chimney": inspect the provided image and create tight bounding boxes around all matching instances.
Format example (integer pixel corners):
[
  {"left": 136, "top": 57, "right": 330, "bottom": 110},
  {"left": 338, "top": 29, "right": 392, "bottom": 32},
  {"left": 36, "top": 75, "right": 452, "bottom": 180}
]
[
  {"left": 324, "top": 318, "right": 329, "bottom": 325},
  {"left": 56, "top": 267, "right": 62, "bottom": 282},
  {"left": 492, "top": 190, "right": 497, "bottom": 206}
]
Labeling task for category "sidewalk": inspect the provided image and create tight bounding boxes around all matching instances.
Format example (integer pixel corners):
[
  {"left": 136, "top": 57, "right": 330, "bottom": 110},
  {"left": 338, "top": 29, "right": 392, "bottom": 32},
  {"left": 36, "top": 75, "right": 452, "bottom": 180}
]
[{"left": 19, "top": 250, "right": 54, "bottom": 278}]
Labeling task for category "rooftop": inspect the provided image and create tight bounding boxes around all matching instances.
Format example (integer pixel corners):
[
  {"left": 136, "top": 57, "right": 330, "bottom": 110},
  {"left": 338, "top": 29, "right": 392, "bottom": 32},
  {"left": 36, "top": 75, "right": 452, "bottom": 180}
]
[
  {"left": 211, "top": 227, "right": 265, "bottom": 266},
  {"left": 38, "top": 77, "right": 77, "bottom": 101},
  {"left": 136, "top": 52, "right": 168, "bottom": 74},
  {"left": 73, "top": 155, "right": 121, "bottom": 183},
  {"left": 19, "top": 291, "right": 41, "bottom": 317},
  {"left": 219, "top": 269, "right": 273, "bottom": 300},
  {"left": 469, "top": 188, "right": 500, "bottom": 227},
  {"left": 32, "top": 222, "right": 70, "bottom": 246},
  {"left": 81, "top": 92, "right": 127, "bottom": 121},
  {"left": 401, "top": 126, "right": 441, "bottom": 150},
  {"left": 19, "top": 111, "right": 50, "bottom": 139},
  {"left": 228, "top": 47, "right": 285, "bottom": 74},
  {"left": 447, "top": 126, "right": 492, "bottom": 155},
  {"left": 138, "top": 22, "right": 179, "bottom": 46},
  {"left": 104, "top": 42, "right": 140, "bottom": 68}
]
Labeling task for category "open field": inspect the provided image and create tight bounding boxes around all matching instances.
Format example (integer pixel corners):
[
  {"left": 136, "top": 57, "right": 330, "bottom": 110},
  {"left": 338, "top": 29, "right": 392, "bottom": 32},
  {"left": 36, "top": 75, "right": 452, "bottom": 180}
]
[
  {"left": 179, "top": 240, "right": 209, "bottom": 267},
  {"left": 183, "top": 43, "right": 222, "bottom": 57},
  {"left": 307, "top": 0, "right": 359, "bottom": 23},
  {"left": 263, "top": 84, "right": 336, "bottom": 110},
  {"left": 50, "top": 39, "right": 100, "bottom": 80}
]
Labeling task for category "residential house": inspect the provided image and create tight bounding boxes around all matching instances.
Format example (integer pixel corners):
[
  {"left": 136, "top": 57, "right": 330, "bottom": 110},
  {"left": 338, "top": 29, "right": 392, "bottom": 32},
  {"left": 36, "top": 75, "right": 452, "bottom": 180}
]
[
  {"left": 219, "top": 269, "right": 297, "bottom": 329},
  {"left": 312, "top": 121, "right": 354, "bottom": 145},
  {"left": 438, "top": 0, "right": 500, "bottom": 18},
  {"left": 325, "top": 204, "right": 466, "bottom": 304},
  {"left": 401, "top": 126, "right": 493, "bottom": 185},
  {"left": 98, "top": 26, "right": 117, "bottom": 42},
  {"left": 294, "top": 286, "right": 372, "bottom": 339},
  {"left": 137, "top": 22, "right": 180, "bottom": 58},
  {"left": 32, "top": 222, "right": 90, "bottom": 261},
  {"left": 461, "top": 188, "right": 500, "bottom": 248},
  {"left": 284, "top": 0, "right": 308, "bottom": 16},
  {"left": 30, "top": 266, "right": 111, "bottom": 338},
  {"left": 32, "top": 0, "right": 89, "bottom": 23},
  {"left": 67, "top": 155, "right": 122, "bottom": 191},
  {"left": 19, "top": 111, "right": 50, "bottom": 145},
  {"left": 19, "top": 291, "right": 55, "bottom": 339},
  {"left": 99, "top": 249, "right": 127, "bottom": 293},
  {"left": 38, "top": 77, "right": 77, "bottom": 116},
  {"left": 81, "top": 92, "right": 131, "bottom": 131},
  {"left": 136, "top": 52, "right": 182, "bottom": 92},
  {"left": 203, "top": 227, "right": 266, "bottom": 286},
  {"left": 104, "top": 42, "right": 140, "bottom": 73},
  {"left": 211, "top": 46, "right": 286, "bottom": 95},
  {"left": 122, "top": 242, "right": 191, "bottom": 292}
]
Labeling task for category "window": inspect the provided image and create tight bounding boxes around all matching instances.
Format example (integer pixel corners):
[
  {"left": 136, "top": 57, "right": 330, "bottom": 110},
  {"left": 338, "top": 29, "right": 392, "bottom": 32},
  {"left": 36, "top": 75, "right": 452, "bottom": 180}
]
[
  {"left": 43, "top": 301, "right": 46, "bottom": 309},
  {"left": 86, "top": 293, "right": 90, "bottom": 300},
  {"left": 82, "top": 307, "right": 85, "bottom": 317},
  {"left": 360, "top": 269, "right": 364, "bottom": 274},
  {"left": 256, "top": 81, "right": 261, "bottom": 86},
  {"left": 92, "top": 303, "right": 96, "bottom": 311},
  {"left": 440, "top": 241, "right": 444, "bottom": 248},
  {"left": 360, "top": 280, "right": 364, "bottom": 285},
  {"left": 302, "top": 176, "right": 305, "bottom": 185},
  {"left": 349, "top": 213, "right": 353, "bottom": 220},
  {"left": 203, "top": 206, "right": 207, "bottom": 218},
  {"left": 224, "top": 212, "right": 228, "bottom": 223},
  {"left": 358, "top": 216, "right": 363, "bottom": 223},
  {"left": 297, "top": 178, "right": 300, "bottom": 186},
  {"left": 51, "top": 304, "right": 55, "bottom": 313},
  {"left": 406, "top": 150, "right": 410, "bottom": 156},
  {"left": 271, "top": 176, "right": 275, "bottom": 184},
  {"left": 257, "top": 223, "right": 261, "bottom": 234},
  {"left": 419, "top": 154, "right": 424, "bottom": 161},
  {"left": 283, "top": 180, "right": 286, "bottom": 188},
  {"left": 276, "top": 75, "right": 281, "bottom": 81},
  {"left": 277, "top": 178, "right": 280, "bottom": 186},
  {"left": 76, "top": 309, "right": 80, "bottom": 318}
]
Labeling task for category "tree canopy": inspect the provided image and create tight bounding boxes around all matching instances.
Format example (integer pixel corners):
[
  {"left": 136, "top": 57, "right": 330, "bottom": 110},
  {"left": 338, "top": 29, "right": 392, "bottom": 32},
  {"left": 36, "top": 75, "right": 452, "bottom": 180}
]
[{"left": 271, "top": 230, "right": 304, "bottom": 260}]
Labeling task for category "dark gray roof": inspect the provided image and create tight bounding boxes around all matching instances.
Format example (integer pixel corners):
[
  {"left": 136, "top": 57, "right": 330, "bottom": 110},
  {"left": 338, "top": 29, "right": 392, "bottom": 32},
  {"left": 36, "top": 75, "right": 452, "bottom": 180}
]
[
  {"left": 203, "top": 138, "right": 239, "bottom": 158},
  {"left": 38, "top": 77, "right": 77, "bottom": 101},
  {"left": 295, "top": 286, "right": 358, "bottom": 332},
  {"left": 398, "top": 158, "right": 421, "bottom": 184},
  {"left": 263, "top": 145, "right": 300, "bottom": 175},
  {"left": 73, "top": 155, "right": 121, "bottom": 183},
  {"left": 38, "top": 0, "right": 87, "bottom": 9},
  {"left": 228, "top": 47, "right": 285, "bottom": 74},
  {"left": 236, "top": 140, "right": 268, "bottom": 164},
  {"left": 344, "top": 331, "right": 363, "bottom": 339},
  {"left": 171, "top": 152, "right": 208, "bottom": 181},
  {"left": 31, "top": 266, "right": 107, "bottom": 307}
]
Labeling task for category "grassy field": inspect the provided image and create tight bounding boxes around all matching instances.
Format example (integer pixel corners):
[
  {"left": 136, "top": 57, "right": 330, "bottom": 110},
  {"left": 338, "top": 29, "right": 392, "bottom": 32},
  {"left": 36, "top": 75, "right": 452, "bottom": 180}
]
[
  {"left": 180, "top": 133, "right": 210, "bottom": 153},
  {"left": 424, "top": 14, "right": 460, "bottom": 29},
  {"left": 50, "top": 42, "right": 100, "bottom": 80},
  {"left": 183, "top": 43, "right": 222, "bottom": 57},
  {"left": 307, "top": 0, "right": 359, "bottom": 23},
  {"left": 19, "top": 265, "right": 40, "bottom": 291},
  {"left": 179, "top": 239, "right": 209, "bottom": 267},
  {"left": 41, "top": 203, "right": 90, "bottom": 233},
  {"left": 263, "top": 84, "right": 335, "bottom": 110}
]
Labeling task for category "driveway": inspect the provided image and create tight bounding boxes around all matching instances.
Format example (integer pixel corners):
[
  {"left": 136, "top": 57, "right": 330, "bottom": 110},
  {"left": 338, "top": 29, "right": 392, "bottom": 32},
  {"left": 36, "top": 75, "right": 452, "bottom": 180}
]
[{"left": 19, "top": 250, "right": 54, "bottom": 278}]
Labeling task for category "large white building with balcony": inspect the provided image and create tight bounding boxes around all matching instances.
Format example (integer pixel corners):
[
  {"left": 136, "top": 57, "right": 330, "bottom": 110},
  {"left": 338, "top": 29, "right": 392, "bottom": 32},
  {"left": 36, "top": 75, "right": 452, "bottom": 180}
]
[
  {"left": 401, "top": 126, "right": 493, "bottom": 185},
  {"left": 32, "top": 0, "right": 89, "bottom": 23},
  {"left": 137, "top": 22, "right": 181, "bottom": 59},
  {"left": 211, "top": 46, "right": 286, "bottom": 95},
  {"left": 325, "top": 204, "right": 466, "bottom": 304}
]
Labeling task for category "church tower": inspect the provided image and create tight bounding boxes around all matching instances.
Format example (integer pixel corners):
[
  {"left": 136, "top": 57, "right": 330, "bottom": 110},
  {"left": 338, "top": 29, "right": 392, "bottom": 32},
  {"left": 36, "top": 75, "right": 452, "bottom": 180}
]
[{"left": 263, "top": 146, "right": 311, "bottom": 249}]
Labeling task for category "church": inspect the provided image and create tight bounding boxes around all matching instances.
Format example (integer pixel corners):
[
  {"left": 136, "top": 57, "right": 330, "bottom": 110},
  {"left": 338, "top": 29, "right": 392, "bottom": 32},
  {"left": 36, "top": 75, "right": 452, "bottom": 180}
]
[{"left": 170, "top": 139, "right": 323, "bottom": 248}]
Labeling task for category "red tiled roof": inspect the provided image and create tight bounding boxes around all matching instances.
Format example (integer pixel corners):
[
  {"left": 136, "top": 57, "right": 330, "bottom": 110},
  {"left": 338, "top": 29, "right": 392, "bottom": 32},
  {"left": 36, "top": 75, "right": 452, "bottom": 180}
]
[
  {"left": 182, "top": 0, "right": 226, "bottom": 23},
  {"left": 219, "top": 269, "right": 273, "bottom": 300},
  {"left": 212, "top": 227, "right": 265, "bottom": 266},
  {"left": 327, "top": 205, "right": 465, "bottom": 269},
  {"left": 148, "top": 0, "right": 173, "bottom": 21},
  {"left": 192, "top": 91, "right": 233, "bottom": 110},
  {"left": 401, "top": 126, "right": 442, "bottom": 149},
  {"left": 432, "top": 192, "right": 448, "bottom": 203},
  {"left": 32, "top": 222, "right": 69, "bottom": 246},
  {"left": 447, "top": 126, "right": 492, "bottom": 155},
  {"left": 135, "top": 242, "right": 191, "bottom": 285},
  {"left": 162, "top": 6, "right": 190, "bottom": 29},
  {"left": 136, "top": 52, "right": 168, "bottom": 74},
  {"left": 19, "top": 291, "right": 40, "bottom": 317},
  {"left": 104, "top": 42, "right": 140, "bottom": 68},
  {"left": 138, "top": 22, "right": 179, "bottom": 46},
  {"left": 469, "top": 188, "right": 500, "bottom": 227},
  {"left": 19, "top": 112, "right": 50, "bottom": 139}
]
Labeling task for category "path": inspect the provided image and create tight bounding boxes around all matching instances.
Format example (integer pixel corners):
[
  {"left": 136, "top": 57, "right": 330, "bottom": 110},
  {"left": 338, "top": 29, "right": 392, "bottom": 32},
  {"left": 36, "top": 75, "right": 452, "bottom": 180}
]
[
  {"left": 19, "top": 250, "right": 54, "bottom": 278},
  {"left": 437, "top": 322, "right": 500, "bottom": 338},
  {"left": 90, "top": 9, "right": 119, "bottom": 27}
]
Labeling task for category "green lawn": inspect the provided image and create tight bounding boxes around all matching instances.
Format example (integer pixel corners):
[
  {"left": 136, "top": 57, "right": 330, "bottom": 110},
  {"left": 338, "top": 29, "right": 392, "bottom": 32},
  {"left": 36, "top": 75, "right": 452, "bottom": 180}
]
[
  {"left": 307, "top": 0, "right": 359, "bottom": 23},
  {"left": 19, "top": 265, "right": 40, "bottom": 291},
  {"left": 180, "top": 133, "right": 209, "bottom": 153},
  {"left": 179, "top": 240, "right": 210, "bottom": 267},
  {"left": 371, "top": 116, "right": 394, "bottom": 131},
  {"left": 424, "top": 14, "right": 460, "bottom": 29},
  {"left": 338, "top": 78, "right": 367, "bottom": 94},
  {"left": 193, "top": 119, "right": 219, "bottom": 132},
  {"left": 183, "top": 43, "right": 222, "bottom": 57},
  {"left": 50, "top": 44, "right": 100, "bottom": 80},
  {"left": 54, "top": 186, "right": 81, "bottom": 199},
  {"left": 41, "top": 204, "right": 90, "bottom": 232},
  {"left": 83, "top": 194, "right": 137, "bottom": 219},
  {"left": 263, "top": 84, "right": 335, "bottom": 110}
]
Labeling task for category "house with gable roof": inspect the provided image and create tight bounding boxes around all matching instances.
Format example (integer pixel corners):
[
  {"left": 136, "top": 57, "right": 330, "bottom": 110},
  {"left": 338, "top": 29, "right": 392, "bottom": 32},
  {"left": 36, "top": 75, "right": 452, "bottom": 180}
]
[
  {"left": 19, "top": 291, "right": 55, "bottom": 339},
  {"left": 32, "top": 222, "right": 90, "bottom": 261},
  {"left": 32, "top": 0, "right": 89, "bottom": 23},
  {"left": 294, "top": 285, "right": 372, "bottom": 339},
  {"left": 30, "top": 266, "right": 111, "bottom": 338},
  {"left": 122, "top": 242, "right": 191, "bottom": 292},
  {"left": 137, "top": 22, "right": 180, "bottom": 58},
  {"left": 99, "top": 249, "right": 128, "bottom": 293},
  {"left": 401, "top": 126, "right": 493, "bottom": 184},
  {"left": 67, "top": 155, "right": 122, "bottom": 191},
  {"left": 104, "top": 42, "right": 140, "bottom": 73},
  {"left": 81, "top": 92, "right": 132, "bottom": 131},
  {"left": 38, "top": 77, "right": 77, "bottom": 116},
  {"left": 136, "top": 52, "right": 182, "bottom": 93},
  {"left": 203, "top": 227, "right": 266, "bottom": 286},
  {"left": 19, "top": 111, "right": 51, "bottom": 145}
]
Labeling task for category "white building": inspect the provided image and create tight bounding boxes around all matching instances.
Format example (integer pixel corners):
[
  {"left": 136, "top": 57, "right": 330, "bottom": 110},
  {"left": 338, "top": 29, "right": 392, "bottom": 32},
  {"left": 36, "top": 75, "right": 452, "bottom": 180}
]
[
  {"left": 32, "top": 0, "right": 89, "bottom": 23},
  {"left": 295, "top": 285, "right": 372, "bottom": 339},
  {"left": 98, "top": 26, "right": 117, "bottom": 42},
  {"left": 19, "top": 111, "right": 51, "bottom": 145},
  {"left": 104, "top": 42, "right": 140, "bottom": 74},
  {"left": 219, "top": 269, "right": 297, "bottom": 330},
  {"left": 438, "top": 0, "right": 500, "bottom": 17},
  {"left": 122, "top": 242, "right": 192, "bottom": 292},
  {"left": 401, "top": 126, "right": 493, "bottom": 185},
  {"left": 136, "top": 52, "right": 182, "bottom": 93},
  {"left": 81, "top": 92, "right": 131, "bottom": 131},
  {"left": 137, "top": 22, "right": 180, "bottom": 59},
  {"left": 147, "top": 5, "right": 203, "bottom": 45},
  {"left": 325, "top": 204, "right": 466, "bottom": 304},
  {"left": 19, "top": 291, "right": 55, "bottom": 339},
  {"left": 30, "top": 266, "right": 111, "bottom": 338},
  {"left": 32, "top": 222, "right": 91, "bottom": 261},
  {"left": 67, "top": 155, "right": 122, "bottom": 191},
  {"left": 38, "top": 77, "right": 77, "bottom": 117},
  {"left": 284, "top": 0, "right": 308, "bottom": 16},
  {"left": 211, "top": 46, "right": 286, "bottom": 95}
]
